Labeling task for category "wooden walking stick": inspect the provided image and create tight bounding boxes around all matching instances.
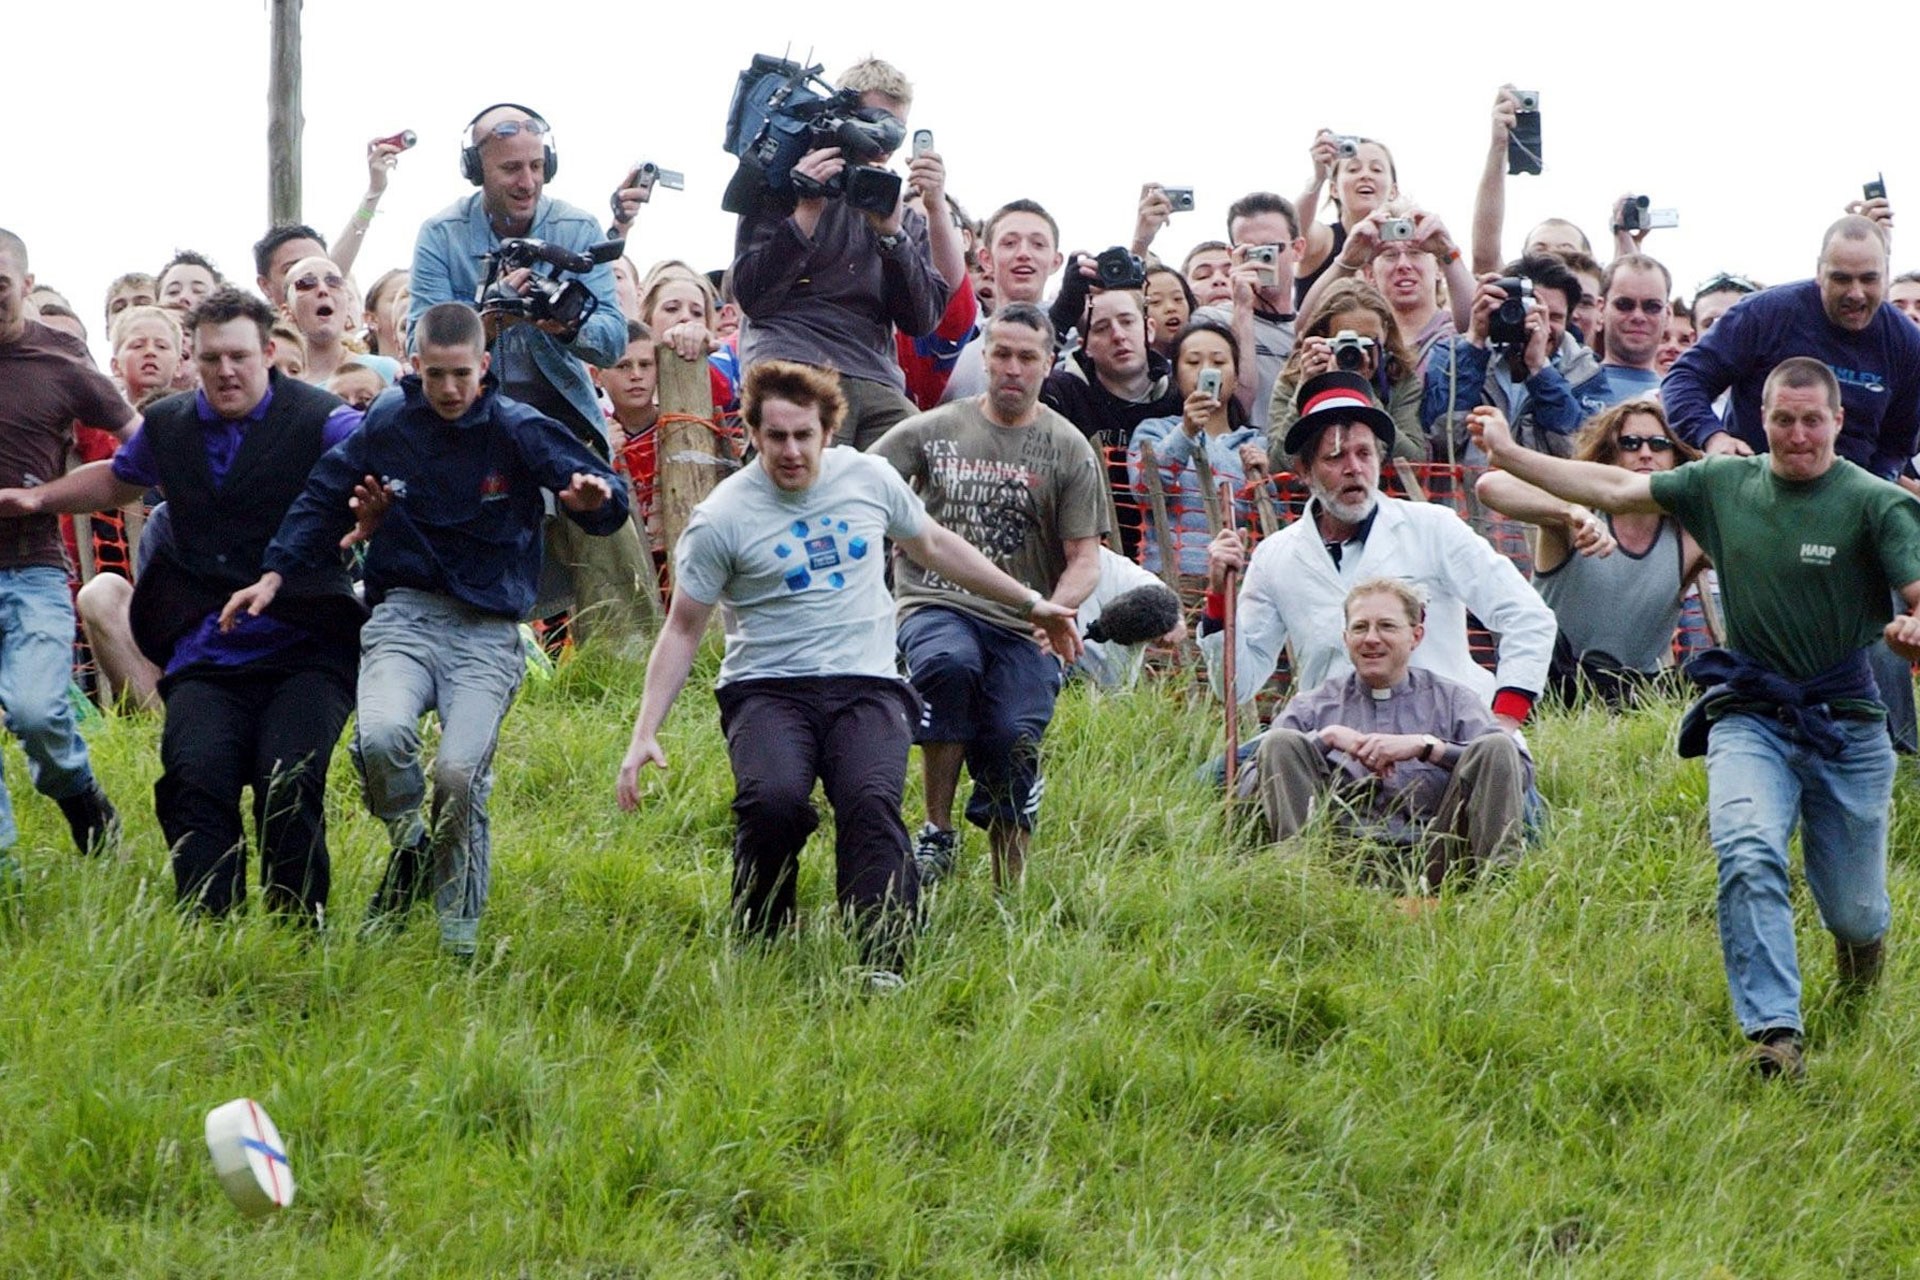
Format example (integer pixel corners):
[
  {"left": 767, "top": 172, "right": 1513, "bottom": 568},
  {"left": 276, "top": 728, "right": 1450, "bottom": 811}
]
[{"left": 1219, "top": 479, "right": 1241, "bottom": 805}]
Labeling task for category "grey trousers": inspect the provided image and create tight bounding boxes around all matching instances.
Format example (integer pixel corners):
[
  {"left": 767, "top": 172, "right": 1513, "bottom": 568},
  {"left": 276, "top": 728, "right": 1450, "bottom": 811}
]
[
  {"left": 352, "top": 591, "right": 525, "bottom": 952},
  {"left": 836, "top": 375, "right": 919, "bottom": 451},
  {"left": 1256, "top": 729, "right": 1526, "bottom": 884}
]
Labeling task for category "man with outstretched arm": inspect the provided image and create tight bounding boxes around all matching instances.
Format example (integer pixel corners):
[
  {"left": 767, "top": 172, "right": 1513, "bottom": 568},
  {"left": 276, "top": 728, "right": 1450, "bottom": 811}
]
[
  {"left": 1469, "top": 357, "right": 1920, "bottom": 1081},
  {"left": 616, "top": 360, "right": 1079, "bottom": 982}
]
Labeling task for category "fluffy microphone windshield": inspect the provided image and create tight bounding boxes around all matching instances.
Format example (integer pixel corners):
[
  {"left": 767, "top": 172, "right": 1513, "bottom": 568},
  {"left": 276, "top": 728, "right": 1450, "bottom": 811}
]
[{"left": 1085, "top": 583, "right": 1182, "bottom": 645}]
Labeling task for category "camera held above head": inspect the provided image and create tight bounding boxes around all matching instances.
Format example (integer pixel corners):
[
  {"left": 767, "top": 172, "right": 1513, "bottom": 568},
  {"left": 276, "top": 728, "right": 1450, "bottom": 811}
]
[
  {"left": 475, "top": 236, "right": 625, "bottom": 345},
  {"left": 1487, "top": 276, "right": 1534, "bottom": 352},
  {"left": 1093, "top": 247, "right": 1148, "bottom": 291}
]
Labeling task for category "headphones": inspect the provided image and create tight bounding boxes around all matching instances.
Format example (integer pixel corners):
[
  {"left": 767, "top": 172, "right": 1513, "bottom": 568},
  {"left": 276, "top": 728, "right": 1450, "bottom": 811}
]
[{"left": 460, "top": 102, "right": 558, "bottom": 186}]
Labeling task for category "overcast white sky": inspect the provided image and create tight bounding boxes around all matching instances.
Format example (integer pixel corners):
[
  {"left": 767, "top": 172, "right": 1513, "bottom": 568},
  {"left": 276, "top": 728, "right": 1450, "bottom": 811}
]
[{"left": 17, "top": 0, "right": 1917, "bottom": 365}]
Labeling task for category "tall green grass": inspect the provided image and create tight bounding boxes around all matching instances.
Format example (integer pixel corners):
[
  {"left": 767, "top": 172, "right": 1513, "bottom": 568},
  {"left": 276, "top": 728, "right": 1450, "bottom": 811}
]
[{"left": 3, "top": 650, "right": 1919, "bottom": 1277}]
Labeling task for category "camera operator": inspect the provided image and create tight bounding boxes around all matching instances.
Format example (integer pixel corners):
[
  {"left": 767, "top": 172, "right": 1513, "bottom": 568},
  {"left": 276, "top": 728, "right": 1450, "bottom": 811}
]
[
  {"left": 1192, "top": 193, "right": 1302, "bottom": 430},
  {"left": 1420, "top": 255, "right": 1611, "bottom": 462},
  {"left": 410, "top": 102, "right": 657, "bottom": 657},
  {"left": 730, "top": 58, "right": 950, "bottom": 449}
]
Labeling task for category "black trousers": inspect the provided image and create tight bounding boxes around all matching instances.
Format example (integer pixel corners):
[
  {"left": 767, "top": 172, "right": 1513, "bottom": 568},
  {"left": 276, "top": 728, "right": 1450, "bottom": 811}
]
[
  {"left": 716, "top": 676, "right": 919, "bottom": 962},
  {"left": 156, "top": 659, "right": 355, "bottom": 918}
]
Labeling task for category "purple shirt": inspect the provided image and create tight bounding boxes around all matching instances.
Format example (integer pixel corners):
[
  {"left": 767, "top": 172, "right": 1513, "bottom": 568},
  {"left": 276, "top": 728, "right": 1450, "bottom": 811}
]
[
  {"left": 112, "top": 383, "right": 363, "bottom": 674},
  {"left": 111, "top": 384, "right": 362, "bottom": 488}
]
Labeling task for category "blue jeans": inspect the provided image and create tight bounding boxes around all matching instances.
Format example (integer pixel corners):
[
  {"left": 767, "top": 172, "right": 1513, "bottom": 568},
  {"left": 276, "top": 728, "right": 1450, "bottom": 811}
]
[
  {"left": 1707, "top": 712, "right": 1894, "bottom": 1036},
  {"left": 0, "top": 566, "right": 96, "bottom": 848}
]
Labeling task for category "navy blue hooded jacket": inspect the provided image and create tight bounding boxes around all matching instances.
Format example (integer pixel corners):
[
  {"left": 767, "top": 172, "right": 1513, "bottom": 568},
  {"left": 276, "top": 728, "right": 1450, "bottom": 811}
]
[{"left": 263, "top": 374, "right": 628, "bottom": 618}]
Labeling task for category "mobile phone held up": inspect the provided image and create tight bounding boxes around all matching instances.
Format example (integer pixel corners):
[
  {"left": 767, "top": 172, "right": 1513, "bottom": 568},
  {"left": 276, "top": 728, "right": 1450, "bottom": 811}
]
[
  {"left": 1507, "top": 88, "right": 1542, "bottom": 177},
  {"left": 1196, "top": 368, "right": 1223, "bottom": 400},
  {"left": 1865, "top": 173, "right": 1888, "bottom": 202},
  {"left": 912, "top": 130, "right": 934, "bottom": 158}
]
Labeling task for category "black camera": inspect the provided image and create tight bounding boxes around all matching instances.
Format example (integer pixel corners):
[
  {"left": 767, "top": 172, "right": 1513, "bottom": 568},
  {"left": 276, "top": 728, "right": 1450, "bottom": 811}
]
[
  {"left": 1487, "top": 276, "right": 1534, "bottom": 351},
  {"left": 476, "top": 237, "right": 625, "bottom": 343},
  {"left": 786, "top": 92, "right": 906, "bottom": 215},
  {"left": 1094, "top": 246, "right": 1148, "bottom": 290},
  {"left": 1330, "top": 329, "right": 1375, "bottom": 371}
]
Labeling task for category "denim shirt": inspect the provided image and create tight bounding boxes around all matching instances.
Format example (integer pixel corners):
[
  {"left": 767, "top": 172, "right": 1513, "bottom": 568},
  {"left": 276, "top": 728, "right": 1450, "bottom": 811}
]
[{"left": 409, "top": 192, "right": 625, "bottom": 448}]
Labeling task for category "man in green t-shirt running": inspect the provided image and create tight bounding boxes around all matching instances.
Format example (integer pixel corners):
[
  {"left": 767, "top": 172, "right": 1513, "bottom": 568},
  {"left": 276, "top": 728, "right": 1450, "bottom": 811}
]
[{"left": 1468, "top": 357, "right": 1920, "bottom": 1081}]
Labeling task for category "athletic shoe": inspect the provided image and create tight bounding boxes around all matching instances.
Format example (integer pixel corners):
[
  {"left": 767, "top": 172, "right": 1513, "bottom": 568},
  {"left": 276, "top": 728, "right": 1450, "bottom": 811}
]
[{"left": 913, "top": 824, "right": 958, "bottom": 886}]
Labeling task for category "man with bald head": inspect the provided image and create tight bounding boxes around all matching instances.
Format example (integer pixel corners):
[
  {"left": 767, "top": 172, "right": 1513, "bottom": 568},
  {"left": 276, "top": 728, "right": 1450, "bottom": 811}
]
[
  {"left": 410, "top": 102, "right": 657, "bottom": 655},
  {"left": 1664, "top": 214, "right": 1920, "bottom": 478}
]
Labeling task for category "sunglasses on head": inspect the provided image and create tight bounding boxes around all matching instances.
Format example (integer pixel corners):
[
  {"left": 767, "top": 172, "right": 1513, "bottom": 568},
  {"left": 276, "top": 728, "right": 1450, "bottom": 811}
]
[
  {"left": 1696, "top": 272, "right": 1760, "bottom": 297},
  {"left": 1610, "top": 297, "right": 1669, "bottom": 315},
  {"left": 293, "top": 273, "right": 345, "bottom": 293},
  {"left": 479, "top": 118, "right": 549, "bottom": 143},
  {"left": 1616, "top": 434, "right": 1673, "bottom": 453}
]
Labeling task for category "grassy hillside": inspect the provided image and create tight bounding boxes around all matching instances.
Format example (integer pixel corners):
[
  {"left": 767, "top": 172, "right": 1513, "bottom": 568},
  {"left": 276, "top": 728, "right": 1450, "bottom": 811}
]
[{"left": 3, "top": 649, "right": 1918, "bottom": 1277}]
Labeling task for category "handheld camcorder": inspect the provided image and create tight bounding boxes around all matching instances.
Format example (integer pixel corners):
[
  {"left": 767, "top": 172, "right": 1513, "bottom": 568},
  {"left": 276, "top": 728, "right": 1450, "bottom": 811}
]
[
  {"left": 475, "top": 237, "right": 625, "bottom": 344},
  {"left": 1488, "top": 276, "right": 1534, "bottom": 351},
  {"left": 1617, "top": 195, "right": 1679, "bottom": 233},
  {"left": 1330, "top": 330, "right": 1376, "bottom": 371}
]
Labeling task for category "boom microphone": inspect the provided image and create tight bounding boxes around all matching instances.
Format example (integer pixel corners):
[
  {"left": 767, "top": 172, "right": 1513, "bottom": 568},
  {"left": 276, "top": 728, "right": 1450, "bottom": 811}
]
[{"left": 1085, "top": 583, "right": 1181, "bottom": 645}]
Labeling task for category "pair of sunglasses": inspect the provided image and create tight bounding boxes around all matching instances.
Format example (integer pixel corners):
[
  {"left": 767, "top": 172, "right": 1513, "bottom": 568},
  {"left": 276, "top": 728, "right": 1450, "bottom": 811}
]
[{"left": 1616, "top": 434, "right": 1674, "bottom": 453}]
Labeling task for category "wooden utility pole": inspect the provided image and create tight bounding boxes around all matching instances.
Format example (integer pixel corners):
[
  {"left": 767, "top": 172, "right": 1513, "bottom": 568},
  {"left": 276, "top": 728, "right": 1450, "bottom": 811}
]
[
  {"left": 653, "top": 347, "right": 725, "bottom": 559},
  {"left": 268, "top": 0, "right": 303, "bottom": 225}
]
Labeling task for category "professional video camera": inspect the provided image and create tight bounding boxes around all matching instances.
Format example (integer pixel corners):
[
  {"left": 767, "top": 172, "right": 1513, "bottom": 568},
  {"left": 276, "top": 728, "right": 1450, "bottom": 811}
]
[
  {"left": 722, "top": 53, "right": 906, "bottom": 217},
  {"left": 474, "top": 237, "right": 624, "bottom": 344}
]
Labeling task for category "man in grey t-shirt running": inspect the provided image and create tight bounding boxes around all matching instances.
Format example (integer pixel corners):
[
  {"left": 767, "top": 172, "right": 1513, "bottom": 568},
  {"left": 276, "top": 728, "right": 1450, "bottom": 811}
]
[{"left": 616, "top": 360, "right": 1077, "bottom": 977}]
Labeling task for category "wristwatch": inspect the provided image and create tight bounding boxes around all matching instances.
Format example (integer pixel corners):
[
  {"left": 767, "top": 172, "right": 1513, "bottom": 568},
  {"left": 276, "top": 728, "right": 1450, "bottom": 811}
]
[
  {"left": 875, "top": 230, "right": 907, "bottom": 252},
  {"left": 1021, "top": 588, "right": 1044, "bottom": 618},
  {"left": 1421, "top": 734, "right": 1443, "bottom": 764}
]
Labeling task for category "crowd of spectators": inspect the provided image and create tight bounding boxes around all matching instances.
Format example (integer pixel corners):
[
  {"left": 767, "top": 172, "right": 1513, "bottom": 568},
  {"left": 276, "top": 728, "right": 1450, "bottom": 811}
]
[{"left": 6, "top": 66, "right": 1920, "bottom": 1076}]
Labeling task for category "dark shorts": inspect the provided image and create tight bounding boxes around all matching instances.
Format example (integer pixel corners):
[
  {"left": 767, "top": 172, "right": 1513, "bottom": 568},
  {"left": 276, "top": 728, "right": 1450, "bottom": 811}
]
[{"left": 898, "top": 605, "right": 1063, "bottom": 831}]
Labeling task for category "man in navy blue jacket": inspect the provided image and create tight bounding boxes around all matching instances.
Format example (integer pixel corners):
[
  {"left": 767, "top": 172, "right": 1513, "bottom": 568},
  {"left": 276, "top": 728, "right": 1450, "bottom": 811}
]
[
  {"left": 222, "top": 301, "right": 627, "bottom": 956},
  {"left": 1663, "top": 214, "right": 1920, "bottom": 479}
]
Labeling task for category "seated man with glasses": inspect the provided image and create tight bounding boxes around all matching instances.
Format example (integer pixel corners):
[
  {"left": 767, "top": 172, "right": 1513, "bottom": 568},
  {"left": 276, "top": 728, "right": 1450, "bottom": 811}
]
[
  {"left": 1252, "top": 576, "right": 1531, "bottom": 888},
  {"left": 410, "top": 102, "right": 657, "bottom": 657},
  {"left": 1592, "top": 254, "right": 1673, "bottom": 405}
]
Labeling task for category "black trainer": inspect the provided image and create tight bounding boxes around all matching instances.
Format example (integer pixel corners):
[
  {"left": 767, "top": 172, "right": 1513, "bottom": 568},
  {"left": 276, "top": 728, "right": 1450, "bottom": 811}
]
[
  {"left": 913, "top": 823, "right": 958, "bottom": 886},
  {"left": 58, "top": 785, "right": 119, "bottom": 857},
  {"left": 365, "top": 832, "right": 430, "bottom": 929}
]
